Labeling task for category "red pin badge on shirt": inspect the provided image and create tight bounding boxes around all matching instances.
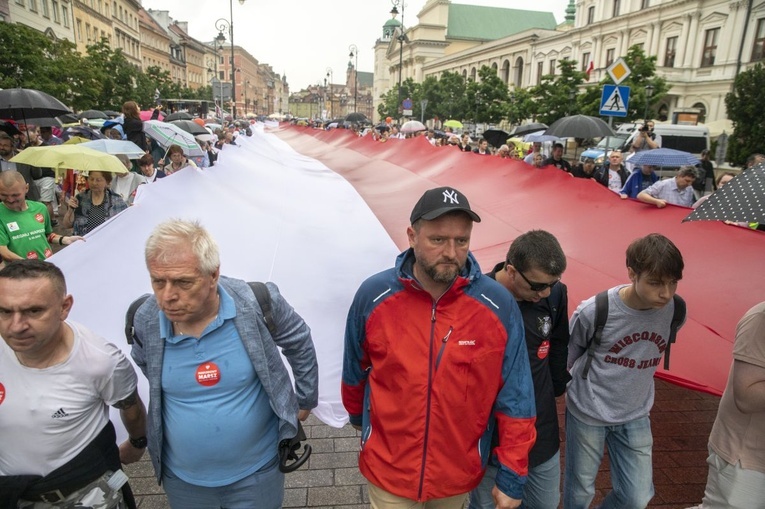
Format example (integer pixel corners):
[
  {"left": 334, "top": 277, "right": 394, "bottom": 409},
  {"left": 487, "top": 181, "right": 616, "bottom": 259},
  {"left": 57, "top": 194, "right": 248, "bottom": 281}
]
[{"left": 196, "top": 362, "right": 221, "bottom": 386}]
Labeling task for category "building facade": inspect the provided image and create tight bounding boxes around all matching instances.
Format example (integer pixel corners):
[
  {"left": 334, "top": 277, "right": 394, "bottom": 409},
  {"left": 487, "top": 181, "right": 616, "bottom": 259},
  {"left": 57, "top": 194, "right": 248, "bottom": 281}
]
[
  {"left": 138, "top": 8, "right": 170, "bottom": 73},
  {"left": 72, "top": 0, "right": 111, "bottom": 53},
  {"left": 110, "top": 0, "right": 140, "bottom": 67},
  {"left": 9, "top": 0, "right": 74, "bottom": 42},
  {"left": 374, "top": 0, "right": 764, "bottom": 126}
]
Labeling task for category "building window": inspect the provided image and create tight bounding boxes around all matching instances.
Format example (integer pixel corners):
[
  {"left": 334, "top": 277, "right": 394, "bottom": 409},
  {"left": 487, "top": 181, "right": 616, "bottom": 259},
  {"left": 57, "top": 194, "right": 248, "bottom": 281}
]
[
  {"left": 587, "top": 6, "right": 595, "bottom": 24},
  {"left": 549, "top": 59, "right": 556, "bottom": 75},
  {"left": 581, "top": 52, "right": 591, "bottom": 71},
  {"left": 62, "top": 5, "right": 68, "bottom": 26},
  {"left": 15, "top": 0, "right": 23, "bottom": 6},
  {"left": 536, "top": 61, "right": 543, "bottom": 84},
  {"left": 612, "top": 0, "right": 620, "bottom": 17},
  {"left": 52, "top": 0, "right": 59, "bottom": 22},
  {"left": 41, "top": 0, "right": 49, "bottom": 17},
  {"left": 605, "top": 48, "right": 615, "bottom": 67},
  {"left": 701, "top": 28, "right": 719, "bottom": 67},
  {"left": 76, "top": 19, "right": 82, "bottom": 41},
  {"left": 641, "top": 0, "right": 650, "bottom": 8},
  {"left": 86, "top": 23, "right": 91, "bottom": 41},
  {"left": 28, "top": 0, "right": 37, "bottom": 13},
  {"left": 752, "top": 19, "right": 765, "bottom": 61},
  {"left": 664, "top": 36, "right": 677, "bottom": 67}
]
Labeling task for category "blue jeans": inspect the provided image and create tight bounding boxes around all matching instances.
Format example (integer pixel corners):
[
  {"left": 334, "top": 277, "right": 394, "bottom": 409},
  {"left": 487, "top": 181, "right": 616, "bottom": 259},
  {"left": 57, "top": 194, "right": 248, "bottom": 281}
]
[
  {"left": 563, "top": 410, "right": 654, "bottom": 509},
  {"left": 468, "top": 451, "right": 561, "bottom": 509},
  {"left": 162, "top": 456, "right": 284, "bottom": 509}
]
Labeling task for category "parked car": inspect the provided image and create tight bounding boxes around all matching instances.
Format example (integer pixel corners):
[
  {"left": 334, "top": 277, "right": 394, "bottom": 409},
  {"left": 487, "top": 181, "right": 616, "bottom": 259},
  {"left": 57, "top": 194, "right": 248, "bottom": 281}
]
[{"left": 579, "top": 134, "right": 630, "bottom": 165}]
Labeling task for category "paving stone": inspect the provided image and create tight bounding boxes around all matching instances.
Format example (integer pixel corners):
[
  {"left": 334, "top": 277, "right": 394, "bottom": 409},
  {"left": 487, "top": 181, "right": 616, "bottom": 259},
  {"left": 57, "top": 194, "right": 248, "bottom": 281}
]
[
  {"left": 310, "top": 424, "right": 360, "bottom": 439},
  {"left": 284, "top": 468, "right": 334, "bottom": 488},
  {"left": 135, "top": 495, "right": 170, "bottom": 508},
  {"left": 283, "top": 487, "right": 307, "bottom": 508},
  {"left": 334, "top": 467, "right": 366, "bottom": 486},
  {"left": 333, "top": 437, "right": 361, "bottom": 452},
  {"left": 127, "top": 477, "right": 166, "bottom": 495},
  {"left": 310, "top": 451, "right": 359, "bottom": 469},
  {"left": 308, "top": 486, "right": 364, "bottom": 506},
  {"left": 308, "top": 437, "right": 336, "bottom": 454}
]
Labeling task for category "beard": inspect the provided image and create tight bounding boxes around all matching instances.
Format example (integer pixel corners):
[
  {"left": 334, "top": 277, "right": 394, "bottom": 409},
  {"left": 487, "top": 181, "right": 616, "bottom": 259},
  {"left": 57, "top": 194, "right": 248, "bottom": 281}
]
[{"left": 418, "top": 258, "right": 463, "bottom": 284}]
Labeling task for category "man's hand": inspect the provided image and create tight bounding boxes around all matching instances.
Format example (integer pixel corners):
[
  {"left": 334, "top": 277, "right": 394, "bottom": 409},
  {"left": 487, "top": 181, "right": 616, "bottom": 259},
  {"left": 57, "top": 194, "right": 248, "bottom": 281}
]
[
  {"left": 492, "top": 485, "right": 522, "bottom": 509},
  {"left": 298, "top": 409, "right": 311, "bottom": 421},
  {"left": 119, "top": 440, "right": 145, "bottom": 464},
  {"left": 654, "top": 199, "right": 667, "bottom": 209}
]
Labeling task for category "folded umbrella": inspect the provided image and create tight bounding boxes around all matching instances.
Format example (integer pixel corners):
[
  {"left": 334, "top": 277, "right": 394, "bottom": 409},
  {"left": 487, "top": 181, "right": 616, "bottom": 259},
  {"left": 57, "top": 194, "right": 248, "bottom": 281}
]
[
  {"left": 143, "top": 120, "right": 203, "bottom": 157},
  {"left": 10, "top": 145, "right": 128, "bottom": 174}
]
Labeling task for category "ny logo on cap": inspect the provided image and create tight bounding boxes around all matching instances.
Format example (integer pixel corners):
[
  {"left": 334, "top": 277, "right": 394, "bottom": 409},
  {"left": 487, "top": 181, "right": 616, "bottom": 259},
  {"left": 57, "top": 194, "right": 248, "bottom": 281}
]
[{"left": 443, "top": 189, "right": 460, "bottom": 204}]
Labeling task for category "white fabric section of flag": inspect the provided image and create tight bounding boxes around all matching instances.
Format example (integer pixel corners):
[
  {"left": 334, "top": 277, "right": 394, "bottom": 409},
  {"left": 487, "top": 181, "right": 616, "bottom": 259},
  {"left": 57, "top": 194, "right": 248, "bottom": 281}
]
[{"left": 50, "top": 124, "right": 399, "bottom": 435}]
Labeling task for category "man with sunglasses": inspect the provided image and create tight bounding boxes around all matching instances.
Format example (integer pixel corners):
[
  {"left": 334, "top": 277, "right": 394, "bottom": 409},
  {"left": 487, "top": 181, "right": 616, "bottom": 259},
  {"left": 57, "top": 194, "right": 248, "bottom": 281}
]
[{"left": 470, "top": 230, "right": 570, "bottom": 509}]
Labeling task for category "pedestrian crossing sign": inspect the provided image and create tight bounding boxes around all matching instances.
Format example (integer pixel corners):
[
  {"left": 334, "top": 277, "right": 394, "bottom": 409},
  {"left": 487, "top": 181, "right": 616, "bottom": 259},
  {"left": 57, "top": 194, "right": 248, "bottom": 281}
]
[{"left": 599, "top": 85, "right": 630, "bottom": 117}]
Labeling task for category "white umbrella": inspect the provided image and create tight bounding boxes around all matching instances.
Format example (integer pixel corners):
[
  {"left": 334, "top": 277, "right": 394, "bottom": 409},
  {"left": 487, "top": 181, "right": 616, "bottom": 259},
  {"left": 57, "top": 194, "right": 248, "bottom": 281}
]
[
  {"left": 81, "top": 139, "right": 146, "bottom": 159},
  {"left": 143, "top": 120, "right": 203, "bottom": 157},
  {"left": 400, "top": 120, "right": 426, "bottom": 134}
]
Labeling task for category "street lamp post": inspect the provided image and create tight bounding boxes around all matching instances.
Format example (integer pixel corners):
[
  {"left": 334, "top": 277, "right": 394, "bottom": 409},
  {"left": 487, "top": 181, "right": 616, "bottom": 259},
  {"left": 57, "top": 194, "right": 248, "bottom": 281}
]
[
  {"left": 349, "top": 44, "right": 358, "bottom": 113},
  {"left": 214, "top": 0, "right": 245, "bottom": 120},
  {"left": 390, "top": 0, "right": 406, "bottom": 116},
  {"left": 243, "top": 79, "right": 249, "bottom": 116},
  {"left": 326, "top": 67, "right": 333, "bottom": 118},
  {"left": 644, "top": 84, "right": 655, "bottom": 120}
]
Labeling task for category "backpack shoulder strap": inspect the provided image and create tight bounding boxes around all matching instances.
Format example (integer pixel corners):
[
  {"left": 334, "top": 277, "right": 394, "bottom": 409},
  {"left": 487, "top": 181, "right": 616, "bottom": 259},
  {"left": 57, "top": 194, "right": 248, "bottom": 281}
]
[
  {"left": 248, "top": 281, "right": 277, "bottom": 336},
  {"left": 124, "top": 294, "right": 151, "bottom": 346},
  {"left": 663, "top": 294, "right": 686, "bottom": 370},
  {"left": 581, "top": 290, "right": 609, "bottom": 379}
]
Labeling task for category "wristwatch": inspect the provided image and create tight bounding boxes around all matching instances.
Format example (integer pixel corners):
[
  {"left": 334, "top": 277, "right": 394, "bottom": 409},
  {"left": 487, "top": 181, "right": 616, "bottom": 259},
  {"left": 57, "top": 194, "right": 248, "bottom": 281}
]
[{"left": 129, "top": 436, "right": 148, "bottom": 449}]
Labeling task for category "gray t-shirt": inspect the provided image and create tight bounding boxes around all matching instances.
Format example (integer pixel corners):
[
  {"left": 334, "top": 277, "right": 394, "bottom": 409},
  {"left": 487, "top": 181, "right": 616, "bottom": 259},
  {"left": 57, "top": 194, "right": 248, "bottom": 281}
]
[{"left": 567, "top": 285, "right": 684, "bottom": 425}]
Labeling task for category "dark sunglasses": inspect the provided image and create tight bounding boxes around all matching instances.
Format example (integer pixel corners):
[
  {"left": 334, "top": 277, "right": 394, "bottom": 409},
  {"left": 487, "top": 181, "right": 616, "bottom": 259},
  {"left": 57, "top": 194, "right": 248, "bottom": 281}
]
[{"left": 509, "top": 264, "right": 560, "bottom": 292}]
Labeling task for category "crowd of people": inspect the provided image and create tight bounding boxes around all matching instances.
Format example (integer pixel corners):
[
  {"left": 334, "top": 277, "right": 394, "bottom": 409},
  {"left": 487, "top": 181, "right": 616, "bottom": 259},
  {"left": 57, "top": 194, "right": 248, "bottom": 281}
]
[{"left": 0, "top": 108, "right": 762, "bottom": 509}]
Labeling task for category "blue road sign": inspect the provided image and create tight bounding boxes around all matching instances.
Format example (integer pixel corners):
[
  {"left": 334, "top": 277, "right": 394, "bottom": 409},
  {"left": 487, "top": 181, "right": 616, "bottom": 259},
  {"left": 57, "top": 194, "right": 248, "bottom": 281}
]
[
  {"left": 600, "top": 85, "right": 630, "bottom": 117},
  {"left": 402, "top": 98, "right": 413, "bottom": 110}
]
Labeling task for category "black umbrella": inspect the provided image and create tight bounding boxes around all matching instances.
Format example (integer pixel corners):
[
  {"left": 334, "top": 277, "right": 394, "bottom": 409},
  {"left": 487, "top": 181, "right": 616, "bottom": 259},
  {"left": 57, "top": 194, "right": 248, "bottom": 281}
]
[
  {"left": 164, "top": 112, "right": 194, "bottom": 122},
  {"left": 684, "top": 163, "right": 765, "bottom": 225},
  {"left": 375, "top": 123, "right": 390, "bottom": 132},
  {"left": 79, "top": 109, "right": 109, "bottom": 120},
  {"left": 170, "top": 120, "right": 208, "bottom": 136},
  {"left": 509, "top": 123, "right": 548, "bottom": 137},
  {"left": 345, "top": 112, "right": 369, "bottom": 124},
  {"left": 481, "top": 129, "right": 510, "bottom": 149},
  {"left": 0, "top": 120, "right": 21, "bottom": 137},
  {"left": 103, "top": 110, "right": 121, "bottom": 118},
  {"left": 57, "top": 113, "right": 80, "bottom": 124},
  {"left": 64, "top": 125, "right": 105, "bottom": 140},
  {"left": 544, "top": 115, "right": 614, "bottom": 139},
  {"left": 0, "top": 88, "right": 72, "bottom": 121},
  {"left": 15, "top": 116, "right": 62, "bottom": 127}
]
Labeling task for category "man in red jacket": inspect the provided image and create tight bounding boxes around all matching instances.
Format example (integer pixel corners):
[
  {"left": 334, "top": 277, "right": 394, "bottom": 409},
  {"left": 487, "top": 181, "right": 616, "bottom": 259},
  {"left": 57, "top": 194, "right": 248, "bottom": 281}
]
[{"left": 342, "top": 187, "right": 536, "bottom": 509}]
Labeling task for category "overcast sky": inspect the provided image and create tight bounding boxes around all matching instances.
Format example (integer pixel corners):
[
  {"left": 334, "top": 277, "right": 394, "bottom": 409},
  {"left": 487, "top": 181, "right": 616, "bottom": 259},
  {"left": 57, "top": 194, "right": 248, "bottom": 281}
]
[{"left": 143, "top": 0, "right": 571, "bottom": 92}]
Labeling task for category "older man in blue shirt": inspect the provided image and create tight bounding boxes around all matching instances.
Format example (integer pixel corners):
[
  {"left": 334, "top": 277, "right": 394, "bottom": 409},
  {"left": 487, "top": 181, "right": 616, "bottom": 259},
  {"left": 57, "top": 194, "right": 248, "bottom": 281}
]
[
  {"left": 130, "top": 219, "right": 318, "bottom": 509},
  {"left": 637, "top": 166, "right": 697, "bottom": 208}
]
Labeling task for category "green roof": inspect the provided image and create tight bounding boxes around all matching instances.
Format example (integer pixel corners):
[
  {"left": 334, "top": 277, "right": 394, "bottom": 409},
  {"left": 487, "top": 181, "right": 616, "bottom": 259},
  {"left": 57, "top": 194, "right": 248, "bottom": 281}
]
[
  {"left": 358, "top": 71, "right": 374, "bottom": 88},
  {"left": 384, "top": 18, "right": 402, "bottom": 27},
  {"left": 447, "top": 4, "right": 557, "bottom": 41}
]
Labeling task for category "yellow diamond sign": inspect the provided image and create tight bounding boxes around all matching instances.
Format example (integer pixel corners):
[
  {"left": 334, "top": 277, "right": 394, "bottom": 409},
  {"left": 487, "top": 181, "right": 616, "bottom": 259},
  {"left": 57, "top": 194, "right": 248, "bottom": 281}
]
[{"left": 607, "top": 58, "right": 631, "bottom": 85}]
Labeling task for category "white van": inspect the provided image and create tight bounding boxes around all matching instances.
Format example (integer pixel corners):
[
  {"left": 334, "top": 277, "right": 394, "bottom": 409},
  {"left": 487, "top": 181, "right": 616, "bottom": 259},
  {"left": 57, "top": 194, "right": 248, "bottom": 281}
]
[{"left": 624, "top": 123, "right": 710, "bottom": 156}]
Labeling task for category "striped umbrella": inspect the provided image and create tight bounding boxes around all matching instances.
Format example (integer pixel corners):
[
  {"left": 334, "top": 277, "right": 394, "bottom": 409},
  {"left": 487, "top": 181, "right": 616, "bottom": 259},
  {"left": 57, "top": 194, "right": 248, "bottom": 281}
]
[{"left": 143, "top": 120, "right": 203, "bottom": 157}]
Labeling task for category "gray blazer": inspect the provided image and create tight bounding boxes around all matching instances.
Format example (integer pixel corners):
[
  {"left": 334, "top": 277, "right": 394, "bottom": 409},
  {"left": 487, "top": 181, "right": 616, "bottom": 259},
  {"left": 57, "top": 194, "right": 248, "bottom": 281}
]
[{"left": 131, "top": 276, "right": 319, "bottom": 482}]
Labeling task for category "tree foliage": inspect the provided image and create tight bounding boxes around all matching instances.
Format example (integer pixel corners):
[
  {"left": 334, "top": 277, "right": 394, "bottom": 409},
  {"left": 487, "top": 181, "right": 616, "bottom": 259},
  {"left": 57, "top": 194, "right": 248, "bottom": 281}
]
[
  {"left": 725, "top": 63, "right": 765, "bottom": 166},
  {"left": 0, "top": 23, "right": 213, "bottom": 113},
  {"left": 579, "top": 45, "right": 668, "bottom": 123},
  {"left": 527, "top": 59, "right": 586, "bottom": 125}
]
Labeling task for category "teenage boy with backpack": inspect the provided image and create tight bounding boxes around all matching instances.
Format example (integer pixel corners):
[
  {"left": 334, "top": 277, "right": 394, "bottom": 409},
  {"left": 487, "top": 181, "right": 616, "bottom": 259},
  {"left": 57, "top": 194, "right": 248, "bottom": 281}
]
[{"left": 564, "top": 233, "right": 686, "bottom": 509}]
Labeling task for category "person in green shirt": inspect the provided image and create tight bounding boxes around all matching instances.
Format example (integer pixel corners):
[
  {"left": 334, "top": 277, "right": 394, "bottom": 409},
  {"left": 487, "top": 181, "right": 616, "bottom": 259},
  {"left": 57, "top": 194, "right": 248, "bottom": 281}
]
[{"left": 0, "top": 171, "right": 82, "bottom": 261}]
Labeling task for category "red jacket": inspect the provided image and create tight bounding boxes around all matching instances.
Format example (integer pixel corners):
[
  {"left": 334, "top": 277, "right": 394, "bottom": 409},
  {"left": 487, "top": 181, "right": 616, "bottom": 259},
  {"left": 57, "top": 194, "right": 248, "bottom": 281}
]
[{"left": 342, "top": 250, "right": 536, "bottom": 501}]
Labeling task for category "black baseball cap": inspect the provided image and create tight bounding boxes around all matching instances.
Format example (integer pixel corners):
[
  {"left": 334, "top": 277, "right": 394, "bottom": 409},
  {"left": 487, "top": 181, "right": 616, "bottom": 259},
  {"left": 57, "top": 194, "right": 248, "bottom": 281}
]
[{"left": 410, "top": 187, "right": 481, "bottom": 224}]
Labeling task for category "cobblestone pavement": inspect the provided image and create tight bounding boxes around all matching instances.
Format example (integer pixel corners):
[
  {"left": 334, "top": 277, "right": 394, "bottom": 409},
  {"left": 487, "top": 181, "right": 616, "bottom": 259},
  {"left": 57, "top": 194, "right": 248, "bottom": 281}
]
[{"left": 125, "top": 379, "right": 718, "bottom": 509}]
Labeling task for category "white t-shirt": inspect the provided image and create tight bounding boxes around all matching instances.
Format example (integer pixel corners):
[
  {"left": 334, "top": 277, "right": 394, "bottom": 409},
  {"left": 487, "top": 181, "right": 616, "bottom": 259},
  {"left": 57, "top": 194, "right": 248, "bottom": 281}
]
[
  {"left": 607, "top": 169, "right": 623, "bottom": 193},
  {"left": 0, "top": 321, "right": 137, "bottom": 476}
]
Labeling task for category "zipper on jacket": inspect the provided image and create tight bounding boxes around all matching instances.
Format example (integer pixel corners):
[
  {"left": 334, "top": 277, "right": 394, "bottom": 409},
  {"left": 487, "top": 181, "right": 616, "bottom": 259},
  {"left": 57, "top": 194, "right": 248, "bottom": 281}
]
[
  {"left": 417, "top": 302, "right": 438, "bottom": 500},
  {"left": 434, "top": 326, "right": 453, "bottom": 372}
]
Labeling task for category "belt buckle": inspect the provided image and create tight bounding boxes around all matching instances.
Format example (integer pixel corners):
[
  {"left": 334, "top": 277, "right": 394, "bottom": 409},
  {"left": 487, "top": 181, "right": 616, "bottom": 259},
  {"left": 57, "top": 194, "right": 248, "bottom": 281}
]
[{"left": 39, "top": 489, "right": 66, "bottom": 503}]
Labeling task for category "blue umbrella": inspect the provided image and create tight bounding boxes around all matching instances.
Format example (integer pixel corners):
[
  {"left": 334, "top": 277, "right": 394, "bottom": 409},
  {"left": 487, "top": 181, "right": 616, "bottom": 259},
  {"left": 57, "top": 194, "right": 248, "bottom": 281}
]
[{"left": 628, "top": 148, "right": 700, "bottom": 168}]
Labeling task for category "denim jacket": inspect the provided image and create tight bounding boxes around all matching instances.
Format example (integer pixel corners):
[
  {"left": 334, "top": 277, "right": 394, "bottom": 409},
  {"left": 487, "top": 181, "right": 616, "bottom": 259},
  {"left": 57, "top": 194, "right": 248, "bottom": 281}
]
[{"left": 130, "top": 276, "right": 319, "bottom": 482}]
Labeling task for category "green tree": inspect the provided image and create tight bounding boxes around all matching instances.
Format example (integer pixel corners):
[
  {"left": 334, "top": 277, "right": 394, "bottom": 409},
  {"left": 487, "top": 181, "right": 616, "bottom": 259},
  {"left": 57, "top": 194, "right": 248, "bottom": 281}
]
[
  {"left": 469, "top": 66, "right": 509, "bottom": 124},
  {"left": 377, "top": 78, "right": 418, "bottom": 120},
  {"left": 528, "top": 59, "right": 586, "bottom": 125},
  {"left": 725, "top": 63, "right": 765, "bottom": 166},
  {"left": 85, "top": 39, "right": 140, "bottom": 110},
  {"left": 579, "top": 45, "right": 669, "bottom": 122},
  {"left": 507, "top": 88, "right": 535, "bottom": 127},
  {"left": 434, "top": 71, "right": 467, "bottom": 121}
]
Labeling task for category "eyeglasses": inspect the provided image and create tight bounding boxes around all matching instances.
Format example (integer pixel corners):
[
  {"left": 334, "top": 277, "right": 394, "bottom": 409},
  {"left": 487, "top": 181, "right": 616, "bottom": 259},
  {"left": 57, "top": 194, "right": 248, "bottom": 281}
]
[{"left": 508, "top": 264, "right": 560, "bottom": 292}]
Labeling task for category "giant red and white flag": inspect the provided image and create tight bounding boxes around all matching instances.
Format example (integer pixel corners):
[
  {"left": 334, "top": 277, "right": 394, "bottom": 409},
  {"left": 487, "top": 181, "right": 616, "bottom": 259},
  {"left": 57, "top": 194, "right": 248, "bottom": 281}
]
[{"left": 50, "top": 124, "right": 764, "bottom": 435}]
